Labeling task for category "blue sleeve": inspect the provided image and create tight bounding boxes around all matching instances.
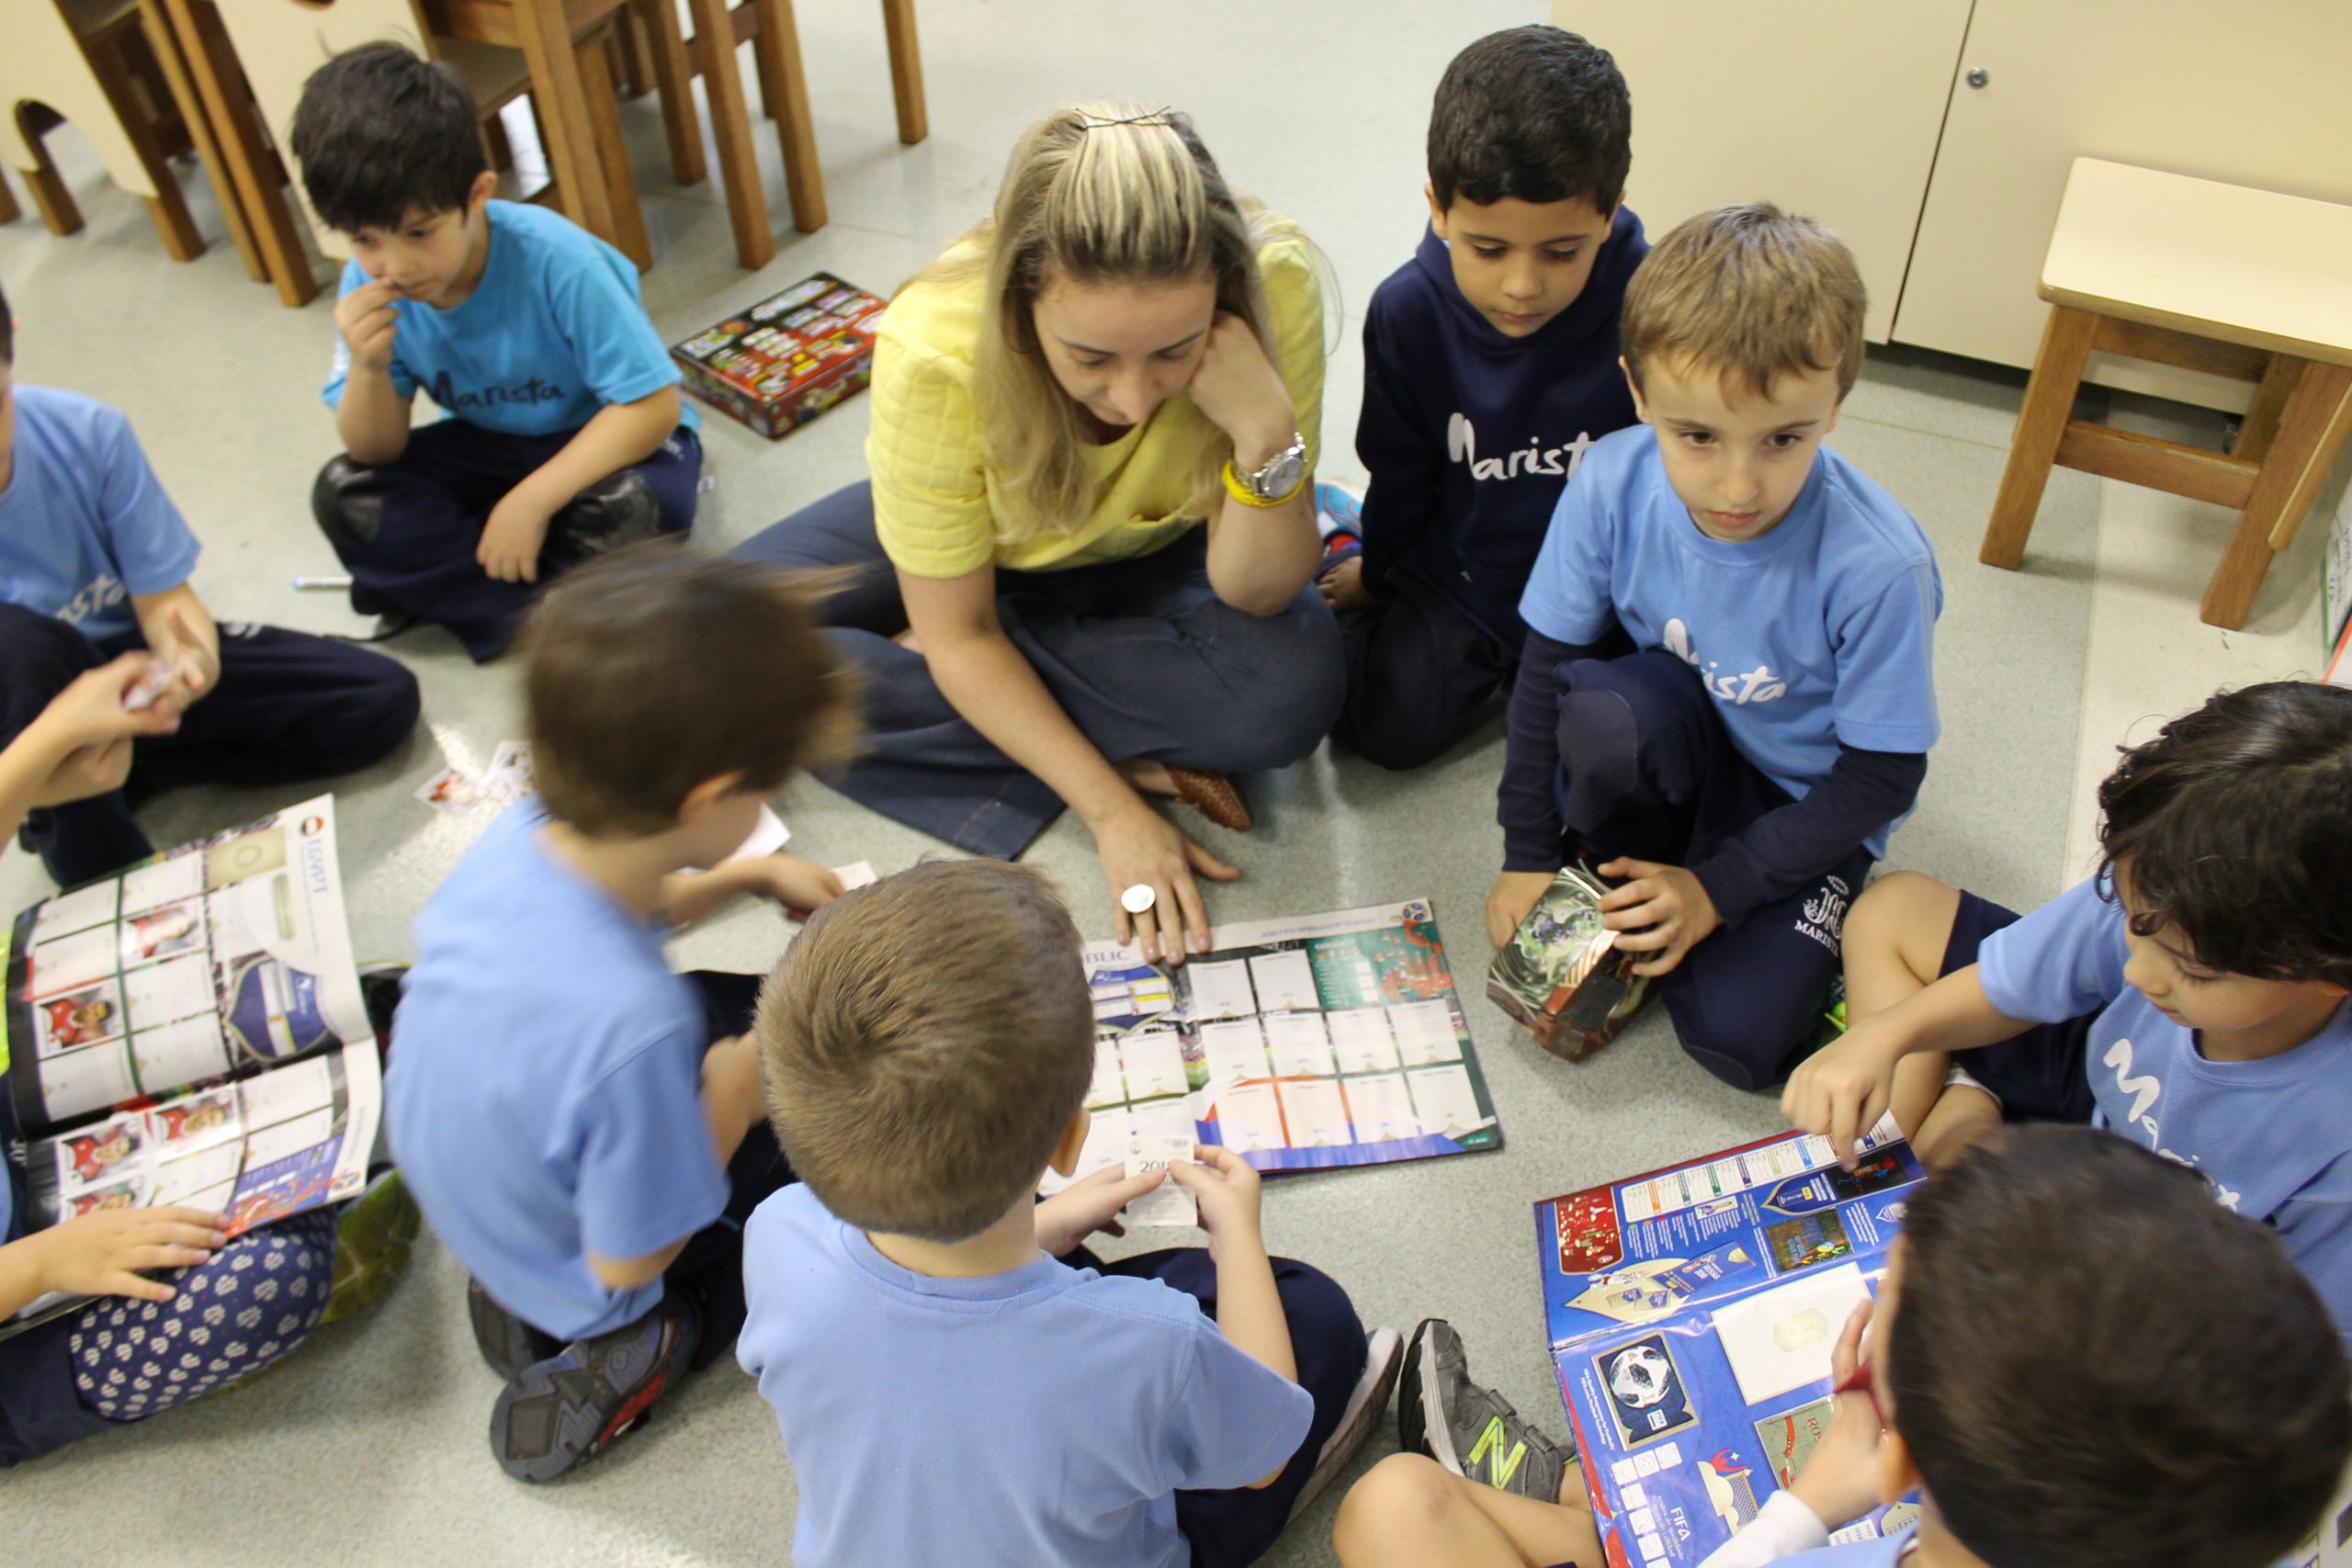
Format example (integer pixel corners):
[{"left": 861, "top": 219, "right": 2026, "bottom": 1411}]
[
  {"left": 2271, "top": 1170, "right": 2352, "bottom": 1348},
  {"left": 571, "top": 1029, "right": 729, "bottom": 1263},
  {"left": 1976, "top": 879, "right": 2130, "bottom": 1023},
  {"left": 93, "top": 410, "right": 199, "bottom": 595},
  {"left": 1827, "top": 560, "right": 1941, "bottom": 755},
  {"left": 1154, "top": 1315, "right": 1315, "bottom": 1492},
  {"left": 322, "top": 261, "right": 419, "bottom": 408},
  {"left": 549, "top": 254, "right": 682, "bottom": 412},
  {"left": 1353, "top": 300, "right": 1440, "bottom": 599},
  {"left": 1517, "top": 468, "right": 1618, "bottom": 645}
]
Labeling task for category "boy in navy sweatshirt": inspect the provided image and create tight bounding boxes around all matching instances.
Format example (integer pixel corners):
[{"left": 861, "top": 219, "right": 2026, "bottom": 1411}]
[{"left": 1320, "top": 26, "right": 1647, "bottom": 770}]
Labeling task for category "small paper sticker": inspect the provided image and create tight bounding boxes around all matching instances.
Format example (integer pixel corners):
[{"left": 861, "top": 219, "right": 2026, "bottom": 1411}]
[
  {"left": 414, "top": 767, "right": 478, "bottom": 814},
  {"left": 1123, "top": 1133, "right": 1197, "bottom": 1226}
]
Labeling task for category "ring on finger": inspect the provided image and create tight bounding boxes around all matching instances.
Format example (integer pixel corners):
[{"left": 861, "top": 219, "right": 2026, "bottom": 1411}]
[{"left": 1120, "top": 883, "right": 1157, "bottom": 915}]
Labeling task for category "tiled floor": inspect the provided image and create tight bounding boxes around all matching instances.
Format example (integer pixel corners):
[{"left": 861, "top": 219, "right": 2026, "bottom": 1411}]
[{"left": 2, "top": 4, "right": 2342, "bottom": 1563}]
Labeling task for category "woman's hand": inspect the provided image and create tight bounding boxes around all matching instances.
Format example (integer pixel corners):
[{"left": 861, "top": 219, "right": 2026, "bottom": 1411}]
[
  {"left": 1091, "top": 795, "right": 1240, "bottom": 964},
  {"left": 1187, "top": 313, "right": 1295, "bottom": 466}
]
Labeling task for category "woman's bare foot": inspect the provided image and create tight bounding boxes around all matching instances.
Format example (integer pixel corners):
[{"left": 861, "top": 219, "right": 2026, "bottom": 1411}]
[{"left": 1120, "top": 759, "right": 1177, "bottom": 795}]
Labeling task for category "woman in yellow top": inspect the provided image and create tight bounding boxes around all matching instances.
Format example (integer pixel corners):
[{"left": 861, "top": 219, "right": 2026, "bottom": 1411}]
[{"left": 737, "top": 104, "right": 1341, "bottom": 962}]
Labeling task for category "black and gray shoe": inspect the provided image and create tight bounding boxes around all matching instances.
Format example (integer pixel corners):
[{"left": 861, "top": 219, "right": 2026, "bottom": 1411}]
[
  {"left": 1398, "top": 1318, "right": 1576, "bottom": 1502},
  {"left": 467, "top": 1278, "right": 562, "bottom": 1382},
  {"left": 489, "top": 1294, "right": 700, "bottom": 1483}
]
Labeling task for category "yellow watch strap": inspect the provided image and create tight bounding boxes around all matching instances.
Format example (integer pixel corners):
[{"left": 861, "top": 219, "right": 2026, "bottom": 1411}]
[{"left": 1222, "top": 457, "right": 1307, "bottom": 509}]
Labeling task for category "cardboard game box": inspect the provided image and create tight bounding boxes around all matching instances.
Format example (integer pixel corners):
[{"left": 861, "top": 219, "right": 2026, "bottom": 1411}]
[
  {"left": 1487, "top": 863, "right": 1645, "bottom": 1061},
  {"left": 670, "top": 273, "right": 887, "bottom": 439}
]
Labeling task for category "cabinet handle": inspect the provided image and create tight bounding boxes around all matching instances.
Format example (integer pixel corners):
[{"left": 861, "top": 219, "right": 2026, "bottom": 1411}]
[{"left": 1965, "top": 67, "right": 1989, "bottom": 88}]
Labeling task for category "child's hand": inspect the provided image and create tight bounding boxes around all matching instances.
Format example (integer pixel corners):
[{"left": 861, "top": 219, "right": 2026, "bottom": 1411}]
[
  {"left": 1783, "top": 1017, "right": 1910, "bottom": 1168},
  {"left": 334, "top": 278, "right": 401, "bottom": 375},
  {"left": 32, "top": 655, "right": 185, "bottom": 753},
  {"left": 1791, "top": 1299, "right": 1887, "bottom": 1529},
  {"left": 1188, "top": 314, "right": 1296, "bottom": 466},
  {"left": 1168, "top": 1144, "right": 1265, "bottom": 1258},
  {"left": 1486, "top": 869, "right": 1556, "bottom": 949},
  {"left": 143, "top": 601, "right": 217, "bottom": 711},
  {"left": 1317, "top": 556, "right": 1379, "bottom": 612},
  {"left": 740, "top": 854, "right": 843, "bottom": 920},
  {"left": 1033, "top": 1165, "right": 1169, "bottom": 1258},
  {"left": 479, "top": 490, "right": 556, "bottom": 583},
  {"left": 27, "top": 1206, "right": 227, "bottom": 1303},
  {"left": 1596, "top": 859, "right": 1720, "bottom": 977}
]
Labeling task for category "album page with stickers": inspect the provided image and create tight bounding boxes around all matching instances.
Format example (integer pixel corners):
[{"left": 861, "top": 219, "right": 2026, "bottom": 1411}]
[
  {"left": 1041, "top": 897, "right": 1501, "bottom": 1201},
  {"left": 1533, "top": 1120, "right": 1923, "bottom": 1566},
  {"left": 2, "top": 795, "right": 381, "bottom": 1327}
]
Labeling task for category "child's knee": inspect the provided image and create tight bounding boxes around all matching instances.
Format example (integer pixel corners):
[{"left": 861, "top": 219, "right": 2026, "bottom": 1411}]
[
  {"left": 1848, "top": 871, "right": 1962, "bottom": 964},
  {"left": 1668, "top": 974, "right": 1826, "bottom": 1091},
  {"left": 311, "top": 454, "right": 387, "bottom": 557},
  {"left": 1333, "top": 1454, "right": 1461, "bottom": 1561}
]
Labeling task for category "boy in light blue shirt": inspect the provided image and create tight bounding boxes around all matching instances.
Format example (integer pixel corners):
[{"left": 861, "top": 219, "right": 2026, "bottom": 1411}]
[
  {"left": 1333, "top": 1128, "right": 2350, "bottom": 1568},
  {"left": 1788, "top": 681, "right": 2352, "bottom": 1341},
  {"left": 1487, "top": 204, "right": 1941, "bottom": 1089},
  {"left": 390, "top": 548, "right": 854, "bottom": 1482},
  {"left": 290, "top": 44, "right": 701, "bottom": 660},
  {"left": 741, "top": 860, "right": 1401, "bottom": 1568}
]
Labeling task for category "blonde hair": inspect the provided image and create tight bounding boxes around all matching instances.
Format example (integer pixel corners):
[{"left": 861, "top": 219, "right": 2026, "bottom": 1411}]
[
  {"left": 919, "top": 103, "right": 1288, "bottom": 545},
  {"left": 1621, "top": 203, "right": 1868, "bottom": 401},
  {"left": 755, "top": 861, "right": 1096, "bottom": 1242}
]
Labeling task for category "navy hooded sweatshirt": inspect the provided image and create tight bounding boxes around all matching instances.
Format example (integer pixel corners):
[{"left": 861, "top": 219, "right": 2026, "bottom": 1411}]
[{"left": 1354, "top": 206, "right": 1648, "bottom": 644}]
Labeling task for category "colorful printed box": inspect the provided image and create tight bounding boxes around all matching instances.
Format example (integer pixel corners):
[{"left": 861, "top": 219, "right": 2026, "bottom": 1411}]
[{"left": 669, "top": 272, "right": 887, "bottom": 439}]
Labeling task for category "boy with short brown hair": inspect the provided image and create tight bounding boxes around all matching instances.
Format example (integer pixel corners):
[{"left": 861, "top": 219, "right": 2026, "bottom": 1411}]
[
  {"left": 740, "top": 859, "right": 1401, "bottom": 1568},
  {"left": 1487, "top": 204, "right": 1942, "bottom": 1090},
  {"left": 388, "top": 545, "right": 854, "bottom": 1482}
]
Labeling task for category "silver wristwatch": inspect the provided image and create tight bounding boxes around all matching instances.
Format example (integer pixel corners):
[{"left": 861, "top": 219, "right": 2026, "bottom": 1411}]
[{"left": 1237, "top": 432, "right": 1308, "bottom": 502}]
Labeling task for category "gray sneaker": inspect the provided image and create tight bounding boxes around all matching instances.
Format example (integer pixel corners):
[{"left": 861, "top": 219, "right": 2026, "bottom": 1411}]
[{"left": 1397, "top": 1318, "right": 1576, "bottom": 1502}]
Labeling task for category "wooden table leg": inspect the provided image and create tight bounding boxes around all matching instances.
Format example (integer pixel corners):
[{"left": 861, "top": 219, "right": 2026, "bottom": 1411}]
[
  {"left": 689, "top": 0, "right": 772, "bottom": 267},
  {"left": 1982, "top": 305, "right": 2097, "bottom": 570},
  {"left": 634, "top": 0, "right": 705, "bottom": 186},
  {"left": 578, "top": 23, "right": 650, "bottom": 270},
  {"left": 880, "top": 0, "right": 925, "bottom": 144},
  {"left": 155, "top": 0, "right": 314, "bottom": 306},
  {"left": 135, "top": 0, "right": 263, "bottom": 283},
  {"left": 0, "top": 168, "right": 20, "bottom": 225},
  {"left": 2202, "top": 359, "right": 2352, "bottom": 628},
  {"left": 17, "top": 122, "right": 85, "bottom": 237},
  {"left": 513, "top": 0, "right": 616, "bottom": 253},
  {"left": 753, "top": 0, "right": 824, "bottom": 231}
]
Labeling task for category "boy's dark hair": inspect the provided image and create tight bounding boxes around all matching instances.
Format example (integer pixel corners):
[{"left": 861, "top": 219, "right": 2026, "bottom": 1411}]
[
  {"left": 289, "top": 42, "right": 486, "bottom": 233},
  {"left": 519, "top": 544, "right": 856, "bottom": 838},
  {"left": 2098, "top": 680, "right": 2352, "bottom": 987},
  {"left": 1427, "top": 26, "right": 1630, "bottom": 213},
  {"left": 1893, "top": 1126, "right": 2349, "bottom": 1568},
  {"left": 755, "top": 861, "right": 1095, "bottom": 1242}
]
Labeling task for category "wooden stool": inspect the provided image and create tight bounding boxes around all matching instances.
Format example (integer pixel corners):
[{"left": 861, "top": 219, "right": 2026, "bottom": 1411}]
[{"left": 1984, "top": 158, "right": 2352, "bottom": 629}]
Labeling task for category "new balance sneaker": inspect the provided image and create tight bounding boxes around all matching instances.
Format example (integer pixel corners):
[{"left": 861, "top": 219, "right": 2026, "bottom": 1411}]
[
  {"left": 1316, "top": 480, "right": 1364, "bottom": 551},
  {"left": 1289, "top": 1325, "right": 1405, "bottom": 1521},
  {"left": 321, "top": 1168, "right": 421, "bottom": 1325},
  {"left": 1398, "top": 1319, "right": 1576, "bottom": 1502},
  {"left": 491, "top": 1294, "right": 702, "bottom": 1482}
]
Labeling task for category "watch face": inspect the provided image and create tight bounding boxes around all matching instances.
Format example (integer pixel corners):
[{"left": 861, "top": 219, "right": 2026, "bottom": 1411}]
[{"left": 1255, "top": 447, "right": 1306, "bottom": 500}]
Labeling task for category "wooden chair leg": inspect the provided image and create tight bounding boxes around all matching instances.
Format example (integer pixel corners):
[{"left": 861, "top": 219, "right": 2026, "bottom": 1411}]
[
  {"left": 158, "top": 0, "right": 315, "bottom": 306},
  {"left": 1982, "top": 305, "right": 2098, "bottom": 570},
  {"left": 746, "top": 3, "right": 783, "bottom": 120},
  {"left": 88, "top": 29, "right": 205, "bottom": 262},
  {"left": 17, "top": 108, "right": 85, "bottom": 236},
  {"left": 0, "top": 169, "right": 19, "bottom": 225},
  {"left": 610, "top": 7, "right": 650, "bottom": 97},
  {"left": 688, "top": 0, "right": 772, "bottom": 267},
  {"left": 578, "top": 28, "right": 650, "bottom": 270},
  {"left": 879, "top": 0, "right": 926, "bottom": 144},
  {"left": 2231, "top": 351, "right": 2301, "bottom": 468},
  {"left": 2201, "top": 361, "right": 2352, "bottom": 628},
  {"left": 136, "top": 0, "right": 264, "bottom": 284},
  {"left": 752, "top": 0, "right": 825, "bottom": 231},
  {"left": 635, "top": 0, "right": 706, "bottom": 186}
]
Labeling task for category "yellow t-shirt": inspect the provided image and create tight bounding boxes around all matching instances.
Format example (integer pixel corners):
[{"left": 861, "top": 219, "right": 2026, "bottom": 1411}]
[{"left": 865, "top": 225, "right": 1326, "bottom": 579}]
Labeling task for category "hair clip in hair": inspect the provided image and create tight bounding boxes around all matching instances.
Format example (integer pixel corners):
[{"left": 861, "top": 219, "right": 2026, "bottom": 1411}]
[{"left": 1080, "top": 107, "right": 1176, "bottom": 130}]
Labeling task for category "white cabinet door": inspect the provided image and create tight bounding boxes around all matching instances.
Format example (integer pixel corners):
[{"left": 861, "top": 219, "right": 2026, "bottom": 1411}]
[
  {"left": 1550, "top": 0, "right": 1972, "bottom": 341},
  {"left": 1894, "top": 0, "right": 2352, "bottom": 403}
]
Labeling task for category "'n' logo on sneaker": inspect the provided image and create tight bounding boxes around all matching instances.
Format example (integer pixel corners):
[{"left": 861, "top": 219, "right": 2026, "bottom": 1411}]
[{"left": 1466, "top": 1416, "right": 1527, "bottom": 1490}]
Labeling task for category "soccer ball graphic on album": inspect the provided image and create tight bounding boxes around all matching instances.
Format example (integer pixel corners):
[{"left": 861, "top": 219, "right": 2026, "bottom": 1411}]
[{"left": 1608, "top": 1344, "right": 1676, "bottom": 1410}]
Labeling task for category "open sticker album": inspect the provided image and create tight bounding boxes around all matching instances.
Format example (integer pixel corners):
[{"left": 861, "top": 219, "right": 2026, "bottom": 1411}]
[
  {"left": 1043, "top": 897, "right": 1501, "bottom": 1193},
  {"left": 3, "top": 795, "right": 381, "bottom": 1325},
  {"left": 1534, "top": 1121, "right": 1922, "bottom": 1567}
]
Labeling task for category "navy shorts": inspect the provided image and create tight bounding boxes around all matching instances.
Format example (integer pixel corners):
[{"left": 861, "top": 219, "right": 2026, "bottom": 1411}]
[{"left": 1939, "top": 891, "right": 2098, "bottom": 1124}]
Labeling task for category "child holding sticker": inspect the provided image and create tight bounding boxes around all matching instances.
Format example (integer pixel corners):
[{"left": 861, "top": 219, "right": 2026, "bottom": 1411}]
[{"left": 739, "top": 858, "right": 1400, "bottom": 1567}]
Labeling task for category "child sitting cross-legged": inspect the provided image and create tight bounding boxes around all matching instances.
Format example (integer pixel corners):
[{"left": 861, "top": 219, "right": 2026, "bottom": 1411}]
[
  {"left": 388, "top": 545, "right": 855, "bottom": 1481},
  {"left": 1335, "top": 1124, "right": 2351, "bottom": 1568},
  {"left": 739, "top": 859, "right": 1402, "bottom": 1567}
]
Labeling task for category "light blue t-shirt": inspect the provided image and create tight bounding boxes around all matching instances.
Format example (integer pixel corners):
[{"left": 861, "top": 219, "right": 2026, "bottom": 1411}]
[
  {"left": 1518, "top": 427, "right": 1941, "bottom": 855},
  {"left": 0, "top": 387, "right": 198, "bottom": 643},
  {"left": 1979, "top": 876, "right": 2352, "bottom": 1340},
  {"left": 738, "top": 1184, "right": 1312, "bottom": 1568},
  {"left": 1771, "top": 1533, "right": 1913, "bottom": 1566},
  {"left": 322, "top": 199, "right": 695, "bottom": 437},
  {"left": 387, "top": 800, "right": 726, "bottom": 1340}
]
